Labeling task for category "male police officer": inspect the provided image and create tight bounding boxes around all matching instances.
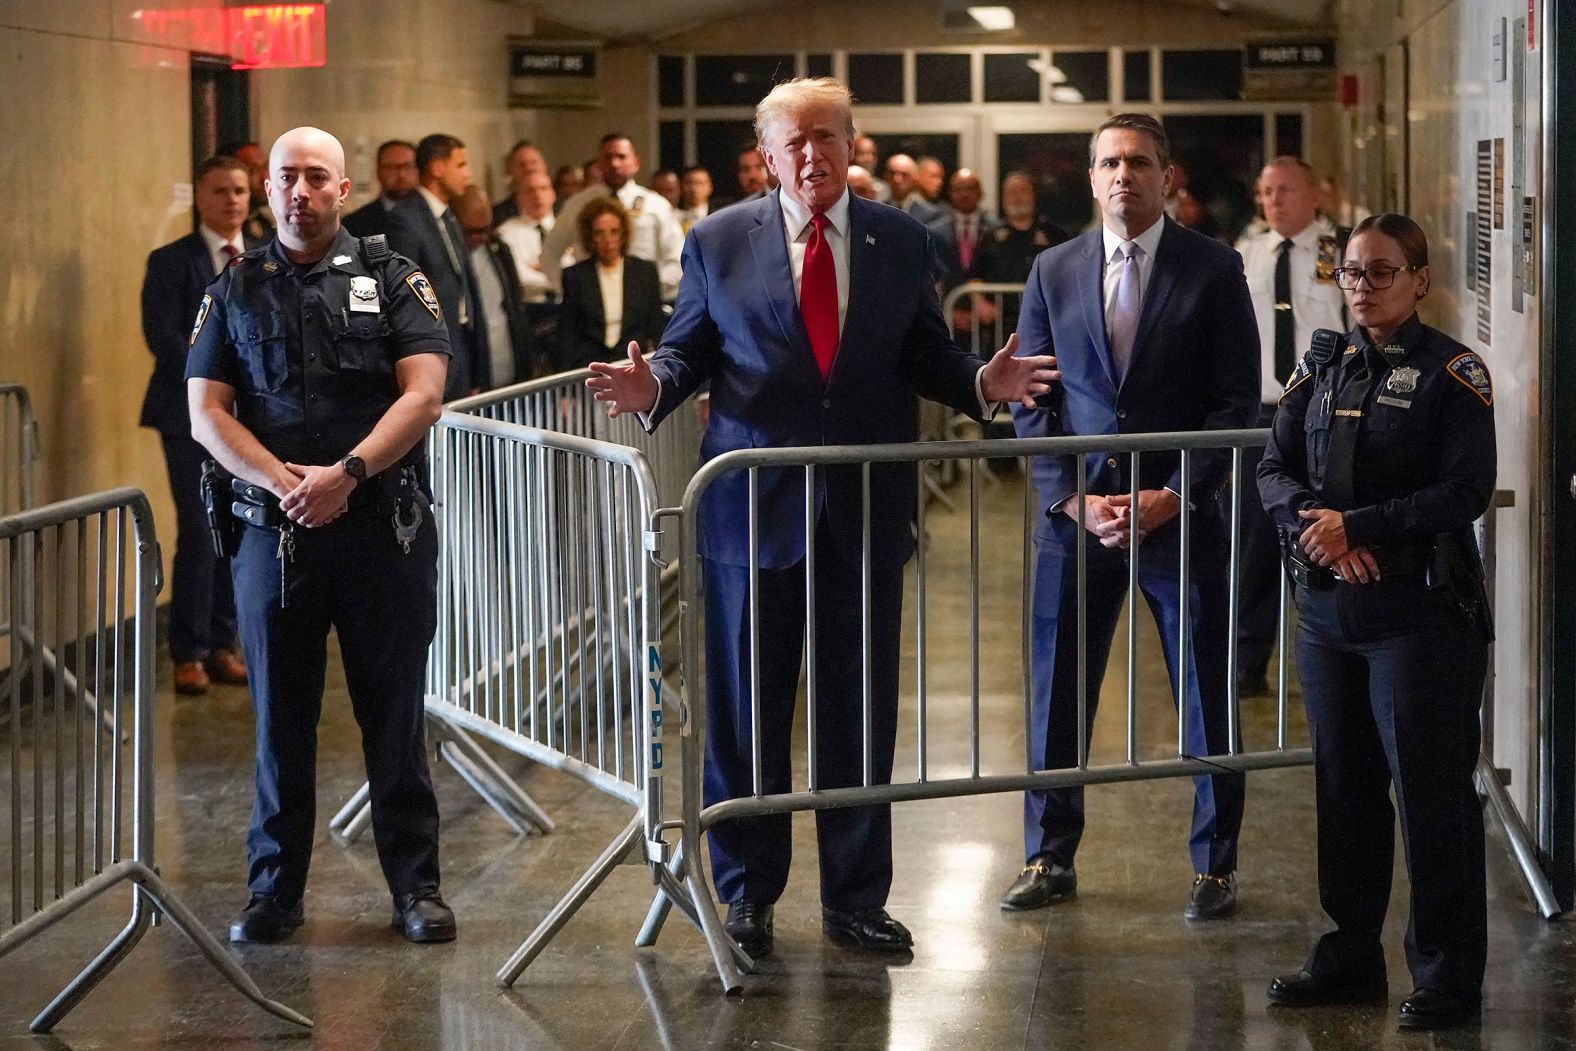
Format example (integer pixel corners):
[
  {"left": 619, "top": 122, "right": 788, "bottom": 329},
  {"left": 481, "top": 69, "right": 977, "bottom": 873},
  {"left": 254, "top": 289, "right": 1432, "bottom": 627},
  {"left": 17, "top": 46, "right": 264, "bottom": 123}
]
[{"left": 187, "top": 126, "right": 455, "bottom": 945}]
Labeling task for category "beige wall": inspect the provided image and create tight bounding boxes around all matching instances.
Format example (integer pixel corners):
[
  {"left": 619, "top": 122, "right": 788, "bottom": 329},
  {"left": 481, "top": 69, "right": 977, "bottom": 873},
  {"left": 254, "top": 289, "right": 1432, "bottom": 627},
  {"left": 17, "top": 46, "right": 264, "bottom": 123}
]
[{"left": 0, "top": 1, "right": 535, "bottom": 587}]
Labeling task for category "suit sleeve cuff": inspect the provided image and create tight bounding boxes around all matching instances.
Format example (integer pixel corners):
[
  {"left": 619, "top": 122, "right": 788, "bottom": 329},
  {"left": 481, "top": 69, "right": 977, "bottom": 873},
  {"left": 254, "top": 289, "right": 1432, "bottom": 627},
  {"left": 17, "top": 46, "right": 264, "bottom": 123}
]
[
  {"left": 635, "top": 376, "right": 663, "bottom": 434},
  {"left": 1342, "top": 506, "right": 1382, "bottom": 547}
]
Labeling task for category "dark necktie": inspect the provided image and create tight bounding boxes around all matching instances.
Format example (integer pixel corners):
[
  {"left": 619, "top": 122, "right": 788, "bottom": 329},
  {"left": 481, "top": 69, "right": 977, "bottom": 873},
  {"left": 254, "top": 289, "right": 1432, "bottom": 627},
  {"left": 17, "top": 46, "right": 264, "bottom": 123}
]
[
  {"left": 801, "top": 214, "right": 839, "bottom": 379},
  {"left": 1322, "top": 346, "right": 1386, "bottom": 508},
  {"left": 1274, "top": 239, "right": 1295, "bottom": 384},
  {"left": 440, "top": 209, "right": 471, "bottom": 325}
]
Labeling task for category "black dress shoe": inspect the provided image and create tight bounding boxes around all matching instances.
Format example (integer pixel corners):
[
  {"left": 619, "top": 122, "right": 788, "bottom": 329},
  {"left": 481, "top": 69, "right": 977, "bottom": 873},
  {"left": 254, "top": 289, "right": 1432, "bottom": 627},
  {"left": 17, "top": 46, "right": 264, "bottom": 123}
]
[
  {"left": 1266, "top": 968, "right": 1388, "bottom": 1007},
  {"left": 822, "top": 906, "right": 913, "bottom": 952},
  {"left": 228, "top": 894, "right": 303, "bottom": 944},
  {"left": 1398, "top": 988, "right": 1480, "bottom": 1030},
  {"left": 393, "top": 890, "right": 456, "bottom": 943},
  {"left": 724, "top": 901, "right": 774, "bottom": 958},
  {"left": 999, "top": 858, "right": 1076, "bottom": 911},
  {"left": 1183, "top": 872, "right": 1237, "bottom": 920}
]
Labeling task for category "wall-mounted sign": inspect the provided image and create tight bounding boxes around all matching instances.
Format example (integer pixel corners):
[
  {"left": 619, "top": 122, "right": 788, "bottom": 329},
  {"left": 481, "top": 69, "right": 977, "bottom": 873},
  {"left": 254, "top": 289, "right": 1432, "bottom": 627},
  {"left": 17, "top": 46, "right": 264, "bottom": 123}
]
[
  {"left": 509, "top": 38, "right": 602, "bottom": 109},
  {"left": 1243, "top": 36, "right": 1336, "bottom": 101},
  {"left": 228, "top": 4, "right": 326, "bottom": 70}
]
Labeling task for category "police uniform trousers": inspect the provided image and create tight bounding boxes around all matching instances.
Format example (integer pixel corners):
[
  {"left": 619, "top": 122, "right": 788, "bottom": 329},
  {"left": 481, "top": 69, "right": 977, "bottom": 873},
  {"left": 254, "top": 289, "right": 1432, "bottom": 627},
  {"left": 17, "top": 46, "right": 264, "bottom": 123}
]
[
  {"left": 231, "top": 504, "right": 441, "bottom": 902},
  {"left": 1228, "top": 403, "right": 1284, "bottom": 685},
  {"left": 160, "top": 433, "right": 237, "bottom": 662},
  {"left": 702, "top": 514, "right": 902, "bottom": 912},
  {"left": 1294, "top": 575, "right": 1487, "bottom": 999},
  {"left": 1025, "top": 510, "right": 1244, "bottom": 875}
]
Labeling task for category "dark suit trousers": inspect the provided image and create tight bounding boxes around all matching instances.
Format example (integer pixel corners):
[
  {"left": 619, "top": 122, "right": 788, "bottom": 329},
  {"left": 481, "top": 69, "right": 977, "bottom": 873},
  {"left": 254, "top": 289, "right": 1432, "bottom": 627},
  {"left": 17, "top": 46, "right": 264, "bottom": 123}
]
[
  {"left": 160, "top": 433, "right": 237, "bottom": 661},
  {"left": 1295, "top": 581, "right": 1487, "bottom": 999},
  {"left": 1227, "top": 403, "right": 1283, "bottom": 683},
  {"left": 1025, "top": 512, "right": 1244, "bottom": 876},
  {"left": 702, "top": 515, "right": 901, "bottom": 912}
]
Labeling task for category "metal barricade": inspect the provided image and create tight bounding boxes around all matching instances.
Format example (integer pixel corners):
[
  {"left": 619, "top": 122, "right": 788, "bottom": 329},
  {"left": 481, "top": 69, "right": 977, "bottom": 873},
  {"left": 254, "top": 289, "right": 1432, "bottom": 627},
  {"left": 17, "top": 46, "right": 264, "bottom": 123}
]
[
  {"left": 328, "top": 369, "right": 701, "bottom": 845},
  {"left": 639, "top": 428, "right": 1310, "bottom": 991},
  {"left": 0, "top": 384, "right": 40, "bottom": 517},
  {"left": 0, "top": 488, "right": 309, "bottom": 1033}
]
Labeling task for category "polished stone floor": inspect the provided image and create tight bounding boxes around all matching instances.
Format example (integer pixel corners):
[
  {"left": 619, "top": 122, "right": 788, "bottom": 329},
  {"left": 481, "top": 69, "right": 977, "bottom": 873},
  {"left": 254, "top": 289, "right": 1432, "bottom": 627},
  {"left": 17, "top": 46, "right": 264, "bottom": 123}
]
[{"left": 4, "top": 474, "right": 1574, "bottom": 1049}]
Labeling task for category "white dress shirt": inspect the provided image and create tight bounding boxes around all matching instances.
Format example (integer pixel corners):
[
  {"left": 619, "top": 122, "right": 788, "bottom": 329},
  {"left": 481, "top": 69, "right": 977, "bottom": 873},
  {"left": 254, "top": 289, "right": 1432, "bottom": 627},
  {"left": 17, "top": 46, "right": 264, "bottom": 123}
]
[
  {"left": 597, "top": 259, "right": 625, "bottom": 350},
  {"left": 470, "top": 243, "right": 515, "bottom": 387},
  {"left": 778, "top": 189, "right": 851, "bottom": 332},
  {"left": 496, "top": 212, "right": 557, "bottom": 302},
  {"left": 198, "top": 224, "right": 245, "bottom": 277},
  {"left": 1238, "top": 219, "right": 1348, "bottom": 403},
  {"left": 1100, "top": 217, "right": 1165, "bottom": 344}
]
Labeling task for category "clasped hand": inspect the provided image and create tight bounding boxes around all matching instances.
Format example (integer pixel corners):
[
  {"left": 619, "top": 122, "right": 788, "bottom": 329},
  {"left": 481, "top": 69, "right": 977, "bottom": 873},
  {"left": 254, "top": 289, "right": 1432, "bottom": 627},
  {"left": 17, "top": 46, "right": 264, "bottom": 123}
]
[
  {"left": 1066, "top": 490, "right": 1180, "bottom": 550},
  {"left": 1297, "top": 507, "right": 1381, "bottom": 584},
  {"left": 277, "top": 462, "right": 353, "bottom": 529}
]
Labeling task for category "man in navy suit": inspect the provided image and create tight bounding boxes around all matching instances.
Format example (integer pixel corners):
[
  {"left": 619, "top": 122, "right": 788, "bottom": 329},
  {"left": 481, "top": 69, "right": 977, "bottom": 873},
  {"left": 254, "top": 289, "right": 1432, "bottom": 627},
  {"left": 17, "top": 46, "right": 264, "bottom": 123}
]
[
  {"left": 139, "top": 154, "right": 260, "bottom": 695},
  {"left": 1000, "top": 114, "right": 1260, "bottom": 920},
  {"left": 586, "top": 77, "right": 1057, "bottom": 959}
]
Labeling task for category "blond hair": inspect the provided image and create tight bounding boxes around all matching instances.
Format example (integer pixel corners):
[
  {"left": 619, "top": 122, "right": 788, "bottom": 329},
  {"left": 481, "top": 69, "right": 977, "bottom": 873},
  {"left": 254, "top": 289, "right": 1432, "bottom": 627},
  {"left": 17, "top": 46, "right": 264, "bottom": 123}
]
[{"left": 754, "top": 77, "right": 856, "bottom": 143}]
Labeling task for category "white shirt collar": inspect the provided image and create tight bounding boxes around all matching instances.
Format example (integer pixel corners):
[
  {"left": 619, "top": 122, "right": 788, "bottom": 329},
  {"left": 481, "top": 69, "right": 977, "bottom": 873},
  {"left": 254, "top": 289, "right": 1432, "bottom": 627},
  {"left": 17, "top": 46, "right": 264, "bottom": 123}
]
[
  {"left": 779, "top": 187, "right": 851, "bottom": 241},
  {"left": 417, "top": 184, "right": 448, "bottom": 219},
  {"left": 198, "top": 224, "right": 243, "bottom": 256},
  {"left": 1279, "top": 220, "right": 1325, "bottom": 250},
  {"left": 1102, "top": 215, "right": 1166, "bottom": 263}
]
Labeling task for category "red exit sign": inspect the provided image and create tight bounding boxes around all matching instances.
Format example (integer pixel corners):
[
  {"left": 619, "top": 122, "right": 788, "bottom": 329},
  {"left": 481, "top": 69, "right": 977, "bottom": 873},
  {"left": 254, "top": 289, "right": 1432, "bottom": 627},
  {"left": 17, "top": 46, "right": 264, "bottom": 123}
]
[{"left": 228, "top": 4, "right": 326, "bottom": 70}]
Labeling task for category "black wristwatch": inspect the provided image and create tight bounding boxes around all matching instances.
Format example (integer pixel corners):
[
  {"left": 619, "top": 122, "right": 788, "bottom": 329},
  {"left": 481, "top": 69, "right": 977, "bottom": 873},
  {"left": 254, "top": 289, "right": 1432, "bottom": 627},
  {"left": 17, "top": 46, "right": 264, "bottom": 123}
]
[{"left": 341, "top": 455, "right": 367, "bottom": 486}]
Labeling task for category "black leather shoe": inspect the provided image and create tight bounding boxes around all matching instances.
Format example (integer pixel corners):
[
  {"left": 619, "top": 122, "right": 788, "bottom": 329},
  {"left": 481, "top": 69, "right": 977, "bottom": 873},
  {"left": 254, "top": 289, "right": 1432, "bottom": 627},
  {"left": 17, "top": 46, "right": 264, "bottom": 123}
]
[
  {"left": 1183, "top": 872, "right": 1237, "bottom": 920},
  {"left": 1398, "top": 988, "right": 1480, "bottom": 1030},
  {"left": 228, "top": 894, "right": 303, "bottom": 944},
  {"left": 724, "top": 901, "right": 774, "bottom": 959},
  {"left": 1267, "top": 968, "right": 1388, "bottom": 1007},
  {"left": 999, "top": 858, "right": 1077, "bottom": 911},
  {"left": 822, "top": 906, "right": 913, "bottom": 952},
  {"left": 392, "top": 890, "right": 456, "bottom": 943}
]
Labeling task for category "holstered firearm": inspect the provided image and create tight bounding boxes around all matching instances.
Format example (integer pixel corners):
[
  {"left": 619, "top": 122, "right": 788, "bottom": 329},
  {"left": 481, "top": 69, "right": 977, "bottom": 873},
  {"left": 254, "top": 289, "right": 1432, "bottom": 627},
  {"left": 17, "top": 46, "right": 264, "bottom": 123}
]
[
  {"left": 1280, "top": 529, "right": 1335, "bottom": 591},
  {"left": 200, "top": 460, "right": 243, "bottom": 557},
  {"left": 1428, "top": 528, "right": 1495, "bottom": 641}
]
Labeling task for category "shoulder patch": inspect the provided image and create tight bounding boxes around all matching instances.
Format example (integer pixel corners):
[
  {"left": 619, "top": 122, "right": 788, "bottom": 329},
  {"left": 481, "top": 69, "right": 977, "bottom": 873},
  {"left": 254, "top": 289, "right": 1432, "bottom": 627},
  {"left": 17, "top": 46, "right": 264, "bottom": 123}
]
[
  {"left": 405, "top": 272, "right": 441, "bottom": 321},
  {"left": 1277, "top": 357, "right": 1314, "bottom": 404},
  {"left": 189, "top": 293, "right": 213, "bottom": 346},
  {"left": 1446, "top": 352, "right": 1494, "bottom": 406}
]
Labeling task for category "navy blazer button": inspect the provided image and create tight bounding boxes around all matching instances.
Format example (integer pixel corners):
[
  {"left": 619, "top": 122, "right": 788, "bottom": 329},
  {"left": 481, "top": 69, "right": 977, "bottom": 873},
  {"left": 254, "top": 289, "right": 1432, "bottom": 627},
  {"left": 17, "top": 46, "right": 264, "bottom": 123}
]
[
  {"left": 1116, "top": 409, "right": 1127, "bottom": 420},
  {"left": 1107, "top": 457, "right": 1118, "bottom": 468},
  {"left": 821, "top": 398, "right": 831, "bottom": 409}
]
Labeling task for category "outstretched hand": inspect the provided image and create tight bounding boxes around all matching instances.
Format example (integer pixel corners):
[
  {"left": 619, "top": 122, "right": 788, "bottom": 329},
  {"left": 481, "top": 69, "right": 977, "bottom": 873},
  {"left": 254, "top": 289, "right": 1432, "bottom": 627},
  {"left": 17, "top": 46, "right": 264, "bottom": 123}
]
[
  {"left": 980, "top": 333, "right": 1060, "bottom": 409},
  {"left": 585, "top": 342, "right": 659, "bottom": 418}
]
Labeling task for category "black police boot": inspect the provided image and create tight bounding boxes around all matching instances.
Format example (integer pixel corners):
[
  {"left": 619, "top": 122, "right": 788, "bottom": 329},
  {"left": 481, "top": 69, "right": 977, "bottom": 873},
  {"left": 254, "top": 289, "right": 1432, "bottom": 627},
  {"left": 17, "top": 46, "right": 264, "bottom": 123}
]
[
  {"left": 822, "top": 906, "right": 914, "bottom": 952},
  {"left": 724, "top": 901, "right": 774, "bottom": 959},
  {"left": 228, "top": 894, "right": 304, "bottom": 944},
  {"left": 393, "top": 889, "right": 457, "bottom": 944}
]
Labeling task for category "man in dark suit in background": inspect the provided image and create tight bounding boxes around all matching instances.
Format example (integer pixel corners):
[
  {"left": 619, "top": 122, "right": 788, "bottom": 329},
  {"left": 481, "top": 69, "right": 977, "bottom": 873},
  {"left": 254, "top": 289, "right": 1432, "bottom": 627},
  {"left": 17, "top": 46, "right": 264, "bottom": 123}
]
[
  {"left": 586, "top": 77, "right": 1057, "bottom": 961},
  {"left": 392, "top": 133, "right": 489, "bottom": 398},
  {"left": 1002, "top": 114, "right": 1260, "bottom": 921},
  {"left": 927, "top": 168, "right": 994, "bottom": 293},
  {"left": 456, "top": 186, "right": 539, "bottom": 385},
  {"left": 139, "top": 154, "right": 260, "bottom": 695},
  {"left": 343, "top": 139, "right": 419, "bottom": 240}
]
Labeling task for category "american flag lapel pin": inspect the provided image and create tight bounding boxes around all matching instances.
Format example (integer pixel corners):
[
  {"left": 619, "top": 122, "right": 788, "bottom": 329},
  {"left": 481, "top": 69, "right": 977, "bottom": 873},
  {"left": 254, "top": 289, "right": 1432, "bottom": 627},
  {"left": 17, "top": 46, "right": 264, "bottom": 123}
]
[{"left": 865, "top": 234, "right": 876, "bottom": 245}]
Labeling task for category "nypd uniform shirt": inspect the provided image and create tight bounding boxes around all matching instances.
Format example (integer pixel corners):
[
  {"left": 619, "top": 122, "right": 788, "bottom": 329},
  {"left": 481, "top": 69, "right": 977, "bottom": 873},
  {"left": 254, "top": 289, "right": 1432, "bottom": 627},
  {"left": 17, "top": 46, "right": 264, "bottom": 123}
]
[
  {"left": 1237, "top": 218, "right": 1348, "bottom": 404},
  {"left": 1258, "top": 314, "right": 1496, "bottom": 547},
  {"left": 185, "top": 226, "right": 451, "bottom": 466}
]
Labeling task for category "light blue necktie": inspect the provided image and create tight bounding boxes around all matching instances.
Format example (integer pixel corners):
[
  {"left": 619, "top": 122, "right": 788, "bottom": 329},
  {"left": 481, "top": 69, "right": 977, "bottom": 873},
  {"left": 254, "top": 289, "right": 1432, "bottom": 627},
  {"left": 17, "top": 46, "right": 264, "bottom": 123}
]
[{"left": 1108, "top": 240, "right": 1142, "bottom": 380}]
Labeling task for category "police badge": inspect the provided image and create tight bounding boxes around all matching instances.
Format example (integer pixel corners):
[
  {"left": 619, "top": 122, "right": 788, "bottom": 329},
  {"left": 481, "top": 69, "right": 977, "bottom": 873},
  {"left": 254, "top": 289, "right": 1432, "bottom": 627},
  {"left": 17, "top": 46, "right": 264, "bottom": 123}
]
[
  {"left": 1316, "top": 235, "right": 1339, "bottom": 282},
  {"left": 1386, "top": 366, "right": 1420, "bottom": 394}
]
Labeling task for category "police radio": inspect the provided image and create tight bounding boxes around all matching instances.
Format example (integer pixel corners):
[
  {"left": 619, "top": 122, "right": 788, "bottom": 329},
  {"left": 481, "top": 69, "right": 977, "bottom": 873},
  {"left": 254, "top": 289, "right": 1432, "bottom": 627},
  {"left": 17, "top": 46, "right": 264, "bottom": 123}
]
[{"left": 1307, "top": 328, "right": 1343, "bottom": 371}]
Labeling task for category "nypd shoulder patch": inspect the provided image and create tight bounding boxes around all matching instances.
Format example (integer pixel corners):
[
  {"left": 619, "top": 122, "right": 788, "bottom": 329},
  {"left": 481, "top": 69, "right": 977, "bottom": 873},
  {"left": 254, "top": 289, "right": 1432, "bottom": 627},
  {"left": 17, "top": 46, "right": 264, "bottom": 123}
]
[
  {"left": 1445, "top": 352, "right": 1494, "bottom": 406},
  {"left": 1277, "top": 356, "right": 1314, "bottom": 403},
  {"left": 405, "top": 272, "right": 441, "bottom": 321},
  {"left": 189, "top": 293, "right": 213, "bottom": 346}
]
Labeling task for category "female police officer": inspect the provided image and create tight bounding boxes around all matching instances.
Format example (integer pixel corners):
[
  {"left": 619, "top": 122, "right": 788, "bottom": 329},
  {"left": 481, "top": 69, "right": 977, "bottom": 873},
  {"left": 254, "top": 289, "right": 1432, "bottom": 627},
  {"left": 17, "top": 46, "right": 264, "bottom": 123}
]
[{"left": 1257, "top": 213, "right": 1495, "bottom": 1030}]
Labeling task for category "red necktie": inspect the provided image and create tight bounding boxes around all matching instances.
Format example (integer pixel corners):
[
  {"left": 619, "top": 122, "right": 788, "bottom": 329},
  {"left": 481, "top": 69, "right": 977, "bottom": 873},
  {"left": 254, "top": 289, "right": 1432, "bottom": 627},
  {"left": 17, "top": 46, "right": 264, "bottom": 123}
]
[
  {"left": 959, "top": 218, "right": 975, "bottom": 271},
  {"left": 218, "top": 242, "right": 239, "bottom": 275},
  {"left": 801, "top": 213, "right": 839, "bottom": 379}
]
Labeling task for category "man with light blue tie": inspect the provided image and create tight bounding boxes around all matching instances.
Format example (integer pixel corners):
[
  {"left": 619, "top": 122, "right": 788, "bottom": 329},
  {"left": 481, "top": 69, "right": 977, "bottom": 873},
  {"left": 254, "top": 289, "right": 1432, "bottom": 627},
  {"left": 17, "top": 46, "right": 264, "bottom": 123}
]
[
  {"left": 585, "top": 77, "right": 1058, "bottom": 961},
  {"left": 1001, "top": 114, "right": 1261, "bottom": 921}
]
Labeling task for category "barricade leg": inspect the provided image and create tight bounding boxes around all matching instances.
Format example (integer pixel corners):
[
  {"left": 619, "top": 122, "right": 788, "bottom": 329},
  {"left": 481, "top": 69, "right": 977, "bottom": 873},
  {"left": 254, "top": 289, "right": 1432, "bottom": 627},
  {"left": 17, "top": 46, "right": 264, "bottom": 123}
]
[
  {"left": 29, "top": 890, "right": 152, "bottom": 1033},
  {"left": 635, "top": 840, "right": 683, "bottom": 946},
  {"left": 327, "top": 780, "right": 371, "bottom": 839},
  {"left": 498, "top": 816, "right": 643, "bottom": 987}
]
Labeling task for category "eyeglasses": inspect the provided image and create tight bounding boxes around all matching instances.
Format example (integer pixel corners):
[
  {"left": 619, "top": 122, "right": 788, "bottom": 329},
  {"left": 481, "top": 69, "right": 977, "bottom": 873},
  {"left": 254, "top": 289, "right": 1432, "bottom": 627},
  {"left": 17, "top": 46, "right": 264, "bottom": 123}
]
[{"left": 1333, "top": 264, "right": 1421, "bottom": 290}]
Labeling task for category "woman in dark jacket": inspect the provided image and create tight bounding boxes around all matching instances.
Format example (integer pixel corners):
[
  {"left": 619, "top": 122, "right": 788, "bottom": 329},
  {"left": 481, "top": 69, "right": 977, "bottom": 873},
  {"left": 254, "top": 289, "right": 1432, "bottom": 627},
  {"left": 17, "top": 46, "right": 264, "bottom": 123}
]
[
  {"left": 556, "top": 196, "right": 665, "bottom": 370},
  {"left": 1258, "top": 213, "right": 1496, "bottom": 1031}
]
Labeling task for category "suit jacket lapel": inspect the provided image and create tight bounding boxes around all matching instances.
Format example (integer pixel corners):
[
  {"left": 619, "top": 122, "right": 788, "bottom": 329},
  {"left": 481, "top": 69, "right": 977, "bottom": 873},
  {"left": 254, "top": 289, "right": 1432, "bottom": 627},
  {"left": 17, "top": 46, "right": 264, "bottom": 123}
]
[
  {"left": 188, "top": 235, "right": 215, "bottom": 287},
  {"left": 832, "top": 197, "right": 877, "bottom": 388},
  {"left": 1128, "top": 218, "right": 1180, "bottom": 382},
  {"left": 747, "top": 191, "right": 816, "bottom": 375},
  {"left": 1077, "top": 233, "right": 1120, "bottom": 395}
]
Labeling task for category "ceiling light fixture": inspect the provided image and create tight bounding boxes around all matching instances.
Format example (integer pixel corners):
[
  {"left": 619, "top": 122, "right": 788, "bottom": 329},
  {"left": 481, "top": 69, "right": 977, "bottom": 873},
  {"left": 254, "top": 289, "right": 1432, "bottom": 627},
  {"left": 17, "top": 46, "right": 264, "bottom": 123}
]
[{"left": 965, "top": 5, "right": 1016, "bottom": 31}]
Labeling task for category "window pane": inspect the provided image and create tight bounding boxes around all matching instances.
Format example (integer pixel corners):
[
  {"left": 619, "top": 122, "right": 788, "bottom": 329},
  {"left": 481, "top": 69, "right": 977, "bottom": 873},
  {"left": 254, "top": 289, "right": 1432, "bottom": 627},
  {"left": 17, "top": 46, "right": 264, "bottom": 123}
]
[
  {"left": 659, "top": 121, "right": 685, "bottom": 172},
  {"left": 847, "top": 52, "right": 904, "bottom": 105},
  {"left": 695, "top": 54, "right": 794, "bottom": 107},
  {"left": 1123, "top": 50, "right": 1151, "bottom": 102},
  {"left": 806, "top": 53, "right": 833, "bottom": 79},
  {"left": 915, "top": 52, "right": 971, "bottom": 104},
  {"left": 658, "top": 55, "right": 685, "bottom": 108},
  {"left": 1275, "top": 113, "right": 1304, "bottom": 159},
  {"left": 868, "top": 133, "right": 959, "bottom": 181},
  {"left": 695, "top": 120, "right": 758, "bottom": 203},
  {"left": 1048, "top": 50, "right": 1108, "bottom": 103},
  {"left": 1161, "top": 49, "right": 1243, "bottom": 101},
  {"left": 983, "top": 52, "right": 1040, "bottom": 103}
]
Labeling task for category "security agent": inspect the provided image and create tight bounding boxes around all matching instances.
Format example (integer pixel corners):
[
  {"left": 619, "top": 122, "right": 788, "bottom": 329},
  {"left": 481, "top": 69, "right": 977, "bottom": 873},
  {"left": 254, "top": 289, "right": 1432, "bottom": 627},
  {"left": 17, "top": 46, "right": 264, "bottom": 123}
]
[
  {"left": 1231, "top": 156, "right": 1348, "bottom": 695},
  {"left": 1258, "top": 213, "right": 1494, "bottom": 1030},
  {"left": 187, "top": 126, "right": 456, "bottom": 946}
]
